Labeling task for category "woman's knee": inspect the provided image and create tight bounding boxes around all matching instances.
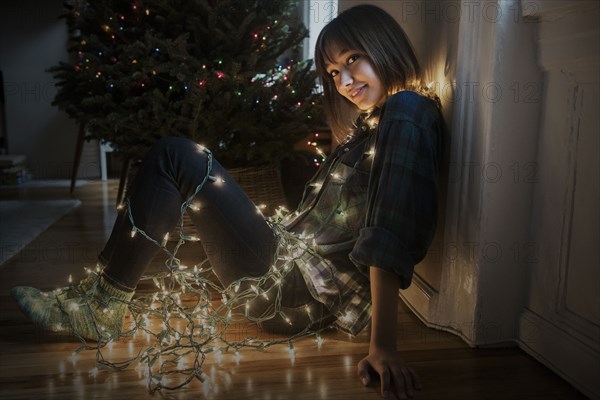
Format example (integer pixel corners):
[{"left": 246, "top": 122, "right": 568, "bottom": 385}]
[{"left": 148, "top": 137, "right": 209, "bottom": 168}]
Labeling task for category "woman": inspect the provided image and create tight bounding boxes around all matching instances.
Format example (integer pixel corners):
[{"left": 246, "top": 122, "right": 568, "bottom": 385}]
[{"left": 12, "top": 5, "right": 444, "bottom": 399}]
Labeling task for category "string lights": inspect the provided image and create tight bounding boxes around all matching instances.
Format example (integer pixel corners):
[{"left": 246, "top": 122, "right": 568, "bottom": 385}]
[
  {"left": 46, "top": 2, "right": 408, "bottom": 392},
  {"left": 58, "top": 140, "right": 382, "bottom": 393},
  {"left": 70, "top": 4, "right": 296, "bottom": 105}
]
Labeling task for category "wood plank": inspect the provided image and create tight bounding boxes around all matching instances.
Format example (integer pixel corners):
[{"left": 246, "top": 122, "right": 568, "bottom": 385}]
[{"left": 0, "top": 181, "right": 587, "bottom": 399}]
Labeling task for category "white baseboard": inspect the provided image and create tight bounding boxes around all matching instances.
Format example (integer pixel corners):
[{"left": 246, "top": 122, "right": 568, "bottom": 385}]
[
  {"left": 399, "top": 272, "right": 434, "bottom": 321},
  {"left": 518, "top": 309, "right": 600, "bottom": 399}
]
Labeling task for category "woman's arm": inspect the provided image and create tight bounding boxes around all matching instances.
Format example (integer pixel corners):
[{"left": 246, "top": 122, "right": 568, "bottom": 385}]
[
  {"left": 351, "top": 93, "right": 443, "bottom": 398},
  {"left": 357, "top": 266, "right": 422, "bottom": 399}
]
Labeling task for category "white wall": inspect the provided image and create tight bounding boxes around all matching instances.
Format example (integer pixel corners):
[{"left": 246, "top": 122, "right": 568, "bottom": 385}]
[
  {"left": 517, "top": 1, "right": 600, "bottom": 398},
  {"left": 303, "top": 1, "right": 338, "bottom": 61},
  {"left": 0, "top": 0, "right": 99, "bottom": 180}
]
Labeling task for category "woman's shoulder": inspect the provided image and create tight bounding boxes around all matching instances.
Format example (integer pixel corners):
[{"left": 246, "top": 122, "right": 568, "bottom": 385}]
[{"left": 380, "top": 90, "right": 442, "bottom": 129}]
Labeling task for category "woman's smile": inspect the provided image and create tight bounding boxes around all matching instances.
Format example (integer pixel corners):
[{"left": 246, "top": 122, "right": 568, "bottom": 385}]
[
  {"left": 325, "top": 46, "right": 386, "bottom": 111},
  {"left": 349, "top": 85, "right": 366, "bottom": 100}
]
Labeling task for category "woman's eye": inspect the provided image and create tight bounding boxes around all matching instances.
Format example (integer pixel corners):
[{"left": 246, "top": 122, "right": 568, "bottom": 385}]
[
  {"left": 347, "top": 55, "right": 359, "bottom": 64},
  {"left": 330, "top": 70, "right": 339, "bottom": 78}
]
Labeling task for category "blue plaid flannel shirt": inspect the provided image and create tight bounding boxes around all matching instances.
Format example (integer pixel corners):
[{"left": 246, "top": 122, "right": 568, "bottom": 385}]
[{"left": 282, "top": 91, "right": 444, "bottom": 335}]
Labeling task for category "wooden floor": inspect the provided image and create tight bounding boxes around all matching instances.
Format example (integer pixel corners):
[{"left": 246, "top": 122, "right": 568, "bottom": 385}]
[{"left": 0, "top": 180, "right": 588, "bottom": 400}]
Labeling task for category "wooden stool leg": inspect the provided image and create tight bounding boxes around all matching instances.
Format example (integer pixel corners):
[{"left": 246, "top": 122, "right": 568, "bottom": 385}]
[
  {"left": 116, "top": 157, "right": 130, "bottom": 207},
  {"left": 70, "top": 123, "right": 85, "bottom": 194}
]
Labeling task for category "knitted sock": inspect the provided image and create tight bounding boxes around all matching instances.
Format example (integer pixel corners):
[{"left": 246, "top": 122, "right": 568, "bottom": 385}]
[
  {"left": 50, "top": 274, "right": 99, "bottom": 302},
  {"left": 11, "top": 274, "right": 134, "bottom": 341}
]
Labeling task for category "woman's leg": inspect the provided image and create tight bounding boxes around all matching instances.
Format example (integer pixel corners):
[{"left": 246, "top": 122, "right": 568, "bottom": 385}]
[
  {"left": 12, "top": 136, "right": 332, "bottom": 340},
  {"left": 100, "top": 136, "right": 277, "bottom": 290},
  {"left": 100, "top": 137, "right": 335, "bottom": 333}
]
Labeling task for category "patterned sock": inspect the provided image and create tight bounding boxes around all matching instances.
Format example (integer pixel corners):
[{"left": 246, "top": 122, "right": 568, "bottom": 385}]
[
  {"left": 50, "top": 274, "right": 99, "bottom": 301},
  {"left": 11, "top": 274, "right": 134, "bottom": 341}
]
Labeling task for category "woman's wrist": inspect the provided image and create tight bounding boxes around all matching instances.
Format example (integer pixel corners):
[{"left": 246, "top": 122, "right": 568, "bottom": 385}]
[
  {"left": 370, "top": 322, "right": 398, "bottom": 351},
  {"left": 369, "top": 266, "right": 401, "bottom": 352}
]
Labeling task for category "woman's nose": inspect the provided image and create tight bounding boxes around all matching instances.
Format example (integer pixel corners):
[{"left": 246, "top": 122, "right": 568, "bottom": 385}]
[{"left": 339, "top": 68, "right": 353, "bottom": 87}]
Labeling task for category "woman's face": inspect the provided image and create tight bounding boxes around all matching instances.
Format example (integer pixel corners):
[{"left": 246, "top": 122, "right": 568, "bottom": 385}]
[{"left": 324, "top": 44, "right": 387, "bottom": 111}]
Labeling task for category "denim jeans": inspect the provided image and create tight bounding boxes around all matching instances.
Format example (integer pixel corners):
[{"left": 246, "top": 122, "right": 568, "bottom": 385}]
[{"left": 98, "top": 137, "right": 334, "bottom": 334}]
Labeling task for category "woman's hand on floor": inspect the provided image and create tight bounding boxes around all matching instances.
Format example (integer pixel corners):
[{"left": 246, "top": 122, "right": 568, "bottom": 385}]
[{"left": 357, "top": 346, "right": 422, "bottom": 399}]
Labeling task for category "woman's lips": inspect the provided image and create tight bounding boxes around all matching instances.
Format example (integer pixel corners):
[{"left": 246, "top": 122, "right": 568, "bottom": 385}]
[{"left": 350, "top": 85, "right": 366, "bottom": 102}]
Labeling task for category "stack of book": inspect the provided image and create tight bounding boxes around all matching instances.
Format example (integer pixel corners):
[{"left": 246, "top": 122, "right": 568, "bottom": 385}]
[{"left": 0, "top": 154, "right": 30, "bottom": 185}]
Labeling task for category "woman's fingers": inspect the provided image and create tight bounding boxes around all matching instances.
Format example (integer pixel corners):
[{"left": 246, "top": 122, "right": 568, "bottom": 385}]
[
  {"left": 358, "top": 355, "right": 423, "bottom": 398},
  {"left": 380, "top": 365, "right": 391, "bottom": 398},
  {"left": 391, "top": 365, "right": 409, "bottom": 399},
  {"left": 357, "top": 357, "right": 371, "bottom": 386}
]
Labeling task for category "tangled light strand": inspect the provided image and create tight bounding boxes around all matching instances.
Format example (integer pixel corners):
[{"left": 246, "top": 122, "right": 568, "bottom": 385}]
[{"left": 62, "top": 145, "right": 347, "bottom": 393}]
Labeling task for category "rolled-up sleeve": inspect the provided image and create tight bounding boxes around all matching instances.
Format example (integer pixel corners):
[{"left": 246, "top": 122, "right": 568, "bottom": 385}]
[{"left": 349, "top": 109, "right": 442, "bottom": 289}]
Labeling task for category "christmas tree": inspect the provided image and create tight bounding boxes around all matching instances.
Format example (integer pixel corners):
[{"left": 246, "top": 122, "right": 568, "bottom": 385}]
[{"left": 49, "top": 0, "right": 324, "bottom": 167}]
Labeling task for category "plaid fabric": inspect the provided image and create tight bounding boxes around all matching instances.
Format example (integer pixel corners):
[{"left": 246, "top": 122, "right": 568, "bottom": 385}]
[{"left": 281, "top": 91, "right": 444, "bottom": 335}]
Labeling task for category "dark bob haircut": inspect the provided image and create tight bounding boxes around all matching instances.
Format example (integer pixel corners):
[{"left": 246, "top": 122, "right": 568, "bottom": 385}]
[{"left": 315, "top": 5, "right": 423, "bottom": 141}]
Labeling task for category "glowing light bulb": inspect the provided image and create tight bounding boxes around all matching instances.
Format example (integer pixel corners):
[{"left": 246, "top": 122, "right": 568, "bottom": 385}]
[
  {"left": 342, "top": 311, "right": 354, "bottom": 323},
  {"left": 162, "top": 232, "right": 169, "bottom": 246},
  {"left": 316, "top": 335, "right": 324, "bottom": 349}
]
